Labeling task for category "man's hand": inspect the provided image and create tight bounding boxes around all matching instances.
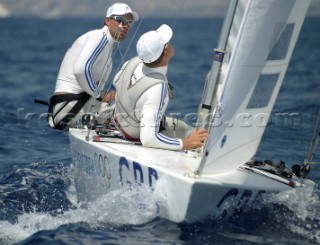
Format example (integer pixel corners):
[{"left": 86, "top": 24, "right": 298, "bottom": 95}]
[
  {"left": 102, "top": 91, "right": 116, "bottom": 103},
  {"left": 182, "top": 129, "right": 208, "bottom": 151}
]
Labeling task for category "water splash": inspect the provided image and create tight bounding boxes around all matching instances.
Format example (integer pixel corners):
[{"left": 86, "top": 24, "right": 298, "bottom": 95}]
[
  {"left": 0, "top": 183, "right": 159, "bottom": 244},
  {"left": 257, "top": 179, "right": 320, "bottom": 243},
  {"left": 0, "top": 162, "right": 160, "bottom": 244}
]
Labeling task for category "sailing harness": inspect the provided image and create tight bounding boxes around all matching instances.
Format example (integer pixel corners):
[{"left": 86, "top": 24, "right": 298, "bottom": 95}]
[{"left": 47, "top": 92, "right": 91, "bottom": 130}]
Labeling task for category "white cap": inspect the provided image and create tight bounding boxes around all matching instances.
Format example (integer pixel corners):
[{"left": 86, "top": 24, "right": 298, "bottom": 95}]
[
  {"left": 106, "top": 3, "right": 139, "bottom": 21},
  {"left": 136, "top": 24, "right": 173, "bottom": 64}
]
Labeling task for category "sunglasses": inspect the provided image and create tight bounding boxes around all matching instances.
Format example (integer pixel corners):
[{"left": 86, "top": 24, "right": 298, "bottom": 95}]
[{"left": 110, "top": 15, "right": 134, "bottom": 26}]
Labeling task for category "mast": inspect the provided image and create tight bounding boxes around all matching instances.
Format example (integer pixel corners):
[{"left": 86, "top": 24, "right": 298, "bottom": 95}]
[
  {"left": 195, "top": 0, "right": 238, "bottom": 175},
  {"left": 196, "top": 0, "right": 238, "bottom": 133}
]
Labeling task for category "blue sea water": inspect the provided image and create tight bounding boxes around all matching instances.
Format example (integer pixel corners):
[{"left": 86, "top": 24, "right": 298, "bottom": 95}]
[{"left": 0, "top": 17, "right": 320, "bottom": 244}]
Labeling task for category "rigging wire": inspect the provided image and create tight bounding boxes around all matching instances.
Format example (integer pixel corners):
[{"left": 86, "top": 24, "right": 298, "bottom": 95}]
[
  {"left": 84, "top": 23, "right": 123, "bottom": 116},
  {"left": 112, "top": 0, "right": 187, "bottom": 88},
  {"left": 100, "top": 18, "right": 145, "bottom": 110},
  {"left": 107, "top": 13, "right": 146, "bottom": 90},
  {"left": 169, "top": 0, "right": 187, "bottom": 29},
  {"left": 93, "top": 1, "right": 154, "bottom": 100},
  {"left": 164, "top": 0, "right": 187, "bottom": 135}
]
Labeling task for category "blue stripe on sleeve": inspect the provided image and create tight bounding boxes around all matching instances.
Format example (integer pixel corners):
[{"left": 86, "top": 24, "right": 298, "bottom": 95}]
[
  {"left": 85, "top": 33, "right": 109, "bottom": 92},
  {"left": 155, "top": 84, "right": 180, "bottom": 146}
]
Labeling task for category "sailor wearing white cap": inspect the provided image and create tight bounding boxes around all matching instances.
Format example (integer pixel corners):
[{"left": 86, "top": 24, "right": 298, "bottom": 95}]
[
  {"left": 48, "top": 3, "right": 139, "bottom": 130},
  {"left": 113, "top": 24, "right": 208, "bottom": 151}
]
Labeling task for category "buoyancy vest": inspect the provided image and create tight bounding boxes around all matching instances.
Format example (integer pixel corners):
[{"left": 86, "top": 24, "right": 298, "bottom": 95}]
[{"left": 114, "top": 56, "right": 169, "bottom": 138}]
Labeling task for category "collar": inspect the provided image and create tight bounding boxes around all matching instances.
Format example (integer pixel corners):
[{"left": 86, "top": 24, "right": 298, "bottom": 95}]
[
  {"left": 102, "top": 26, "right": 116, "bottom": 43},
  {"left": 130, "top": 60, "right": 168, "bottom": 85},
  {"left": 142, "top": 64, "right": 168, "bottom": 75}
]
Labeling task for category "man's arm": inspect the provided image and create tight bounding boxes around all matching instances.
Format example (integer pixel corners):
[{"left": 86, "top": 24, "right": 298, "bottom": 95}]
[
  {"left": 139, "top": 83, "right": 183, "bottom": 150},
  {"left": 74, "top": 30, "right": 112, "bottom": 97}
]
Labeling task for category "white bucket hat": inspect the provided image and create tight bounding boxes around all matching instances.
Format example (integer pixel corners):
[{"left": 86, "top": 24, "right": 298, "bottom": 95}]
[
  {"left": 106, "top": 3, "right": 139, "bottom": 21},
  {"left": 136, "top": 24, "right": 173, "bottom": 64}
]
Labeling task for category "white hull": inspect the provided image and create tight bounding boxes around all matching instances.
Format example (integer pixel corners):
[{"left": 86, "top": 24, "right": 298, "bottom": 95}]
[{"left": 69, "top": 128, "right": 298, "bottom": 224}]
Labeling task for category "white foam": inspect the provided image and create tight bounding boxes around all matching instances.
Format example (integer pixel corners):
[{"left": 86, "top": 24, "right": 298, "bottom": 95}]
[
  {"left": 0, "top": 183, "right": 159, "bottom": 244},
  {"left": 260, "top": 179, "right": 320, "bottom": 243}
]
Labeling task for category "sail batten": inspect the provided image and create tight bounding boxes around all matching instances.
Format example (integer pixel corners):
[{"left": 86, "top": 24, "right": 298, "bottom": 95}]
[{"left": 197, "top": 0, "right": 311, "bottom": 175}]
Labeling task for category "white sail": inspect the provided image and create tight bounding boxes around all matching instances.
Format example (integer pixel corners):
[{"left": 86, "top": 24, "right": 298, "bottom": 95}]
[{"left": 198, "top": 0, "right": 311, "bottom": 175}]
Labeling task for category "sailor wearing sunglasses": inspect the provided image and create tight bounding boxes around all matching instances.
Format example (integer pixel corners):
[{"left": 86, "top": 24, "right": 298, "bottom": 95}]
[
  {"left": 106, "top": 5, "right": 138, "bottom": 41},
  {"left": 48, "top": 3, "right": 139, "bottom": 130}
]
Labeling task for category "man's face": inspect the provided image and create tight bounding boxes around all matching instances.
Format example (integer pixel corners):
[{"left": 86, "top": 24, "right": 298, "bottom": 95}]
[{"left": 106, "top": 13, "right": 134, "bottom": 41}]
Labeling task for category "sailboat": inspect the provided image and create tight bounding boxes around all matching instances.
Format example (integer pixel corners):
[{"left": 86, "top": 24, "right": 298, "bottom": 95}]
[{"left": 69, "top": 0, "right": 315, "bottom": 223}]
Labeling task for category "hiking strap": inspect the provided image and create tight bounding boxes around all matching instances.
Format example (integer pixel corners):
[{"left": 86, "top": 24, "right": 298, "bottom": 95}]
[{"left": 48, "top": 92, "right": 91, "bottom": 130}]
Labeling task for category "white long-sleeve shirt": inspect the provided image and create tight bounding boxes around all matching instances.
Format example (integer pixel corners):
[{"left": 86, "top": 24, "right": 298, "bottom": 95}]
[
  {"left": 55, "top": 26, "right": 115, "bottom": 97},
  {"left": 113, "top": 60, "right": 183, "bottom": 151}
]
